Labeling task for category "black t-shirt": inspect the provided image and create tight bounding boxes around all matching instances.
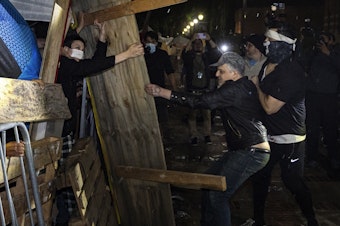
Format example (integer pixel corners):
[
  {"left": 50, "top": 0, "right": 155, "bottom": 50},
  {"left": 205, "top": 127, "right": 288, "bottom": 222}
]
[
  {"left": 259, "top": 58, "right": 306, "bottom": 136},
  {"left": 57, "top": 41, "right": 116, "bottom": 136},
  {"left": 144, "top": 48, "right": 174, "bottom": 87}
]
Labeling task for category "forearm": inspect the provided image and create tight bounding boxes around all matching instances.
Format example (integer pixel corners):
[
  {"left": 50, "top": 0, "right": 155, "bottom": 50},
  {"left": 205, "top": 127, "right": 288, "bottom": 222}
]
[
  {"left": 115, "top": 51, "right": 130, "bottom": 64},
  {"left": 206, "top": 39, "right": 217, "bottom": 48},
  {"left": 257, "top": 87, "right": 272, "bottom": 113},
  {"left": 157, "top": 87, "right": 172, "bottom": 100}
]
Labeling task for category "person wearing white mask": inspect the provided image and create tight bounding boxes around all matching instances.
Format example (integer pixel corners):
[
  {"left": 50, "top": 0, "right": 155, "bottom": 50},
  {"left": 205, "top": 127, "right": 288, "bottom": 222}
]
[
  {"left": 143, "top": 30, "right": 176, "bottom": 140},
  {"left": 55, "top": 20, "right": 143, "bottom": 225},
  {"left": 58, "top": 20, "right": 143, "bottom": 139}
]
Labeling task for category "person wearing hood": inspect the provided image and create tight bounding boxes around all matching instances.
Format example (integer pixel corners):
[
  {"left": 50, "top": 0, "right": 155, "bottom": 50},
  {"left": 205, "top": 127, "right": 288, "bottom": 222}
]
[{"left": 243, "top": 34, "right": 267, "bottom": 79}]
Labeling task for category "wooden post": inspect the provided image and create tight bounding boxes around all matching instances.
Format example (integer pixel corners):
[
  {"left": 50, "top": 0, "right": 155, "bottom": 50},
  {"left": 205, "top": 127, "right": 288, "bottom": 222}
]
[
  {"left": 30, "top": 0, "right": 71, "bottom": 141},
  {"left": 83, "top": 0, "right": 187, "bottom": 25},
  {"left": 115, "top": 165, "right": 227, "bottom": 191},
  {"left": 71, "top": 0, "right": 187, "bottom": 225}
]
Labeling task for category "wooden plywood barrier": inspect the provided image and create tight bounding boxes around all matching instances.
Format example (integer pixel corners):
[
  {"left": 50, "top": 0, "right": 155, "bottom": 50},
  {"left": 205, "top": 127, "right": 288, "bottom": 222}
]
[
  {"left": 0, "top": 137, "right": 62, "bottom": 225},
  {"left": 60, "top": 137, "right": 118, "bottom": 226}
]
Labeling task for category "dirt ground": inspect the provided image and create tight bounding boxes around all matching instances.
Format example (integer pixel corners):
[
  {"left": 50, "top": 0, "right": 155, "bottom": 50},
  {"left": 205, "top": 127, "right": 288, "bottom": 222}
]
[{"left": 164, "top": 103, "right": 340, "bottom": 226}]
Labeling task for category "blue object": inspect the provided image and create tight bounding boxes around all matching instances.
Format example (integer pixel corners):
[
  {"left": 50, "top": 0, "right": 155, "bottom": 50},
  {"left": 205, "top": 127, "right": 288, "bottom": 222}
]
[{"left": 0, "top": 0, "right": 41, "bottom": 80}]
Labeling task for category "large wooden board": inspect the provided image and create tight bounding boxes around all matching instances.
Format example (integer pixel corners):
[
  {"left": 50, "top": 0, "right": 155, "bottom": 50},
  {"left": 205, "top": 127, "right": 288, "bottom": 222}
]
[
  {"left": 71, "top": 0, "right": 178, "bottom": 225},
  {"left": 83, "top": 0, "right": 187, "bottom": 25},
  {"left": 0, "top": 78, "right": 70, "bottom": 123}
]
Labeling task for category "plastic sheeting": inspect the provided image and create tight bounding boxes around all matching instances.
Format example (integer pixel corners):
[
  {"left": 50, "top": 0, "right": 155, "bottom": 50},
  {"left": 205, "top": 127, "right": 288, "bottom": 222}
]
[{"left": 9, "top": 0, "right": 54, "bottom": 22}]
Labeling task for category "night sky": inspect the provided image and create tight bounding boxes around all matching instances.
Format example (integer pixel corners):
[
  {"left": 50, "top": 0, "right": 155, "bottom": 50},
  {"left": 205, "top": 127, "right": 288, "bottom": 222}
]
[{"left": 136, "top": 0, "right": 325, "bottom": 37}]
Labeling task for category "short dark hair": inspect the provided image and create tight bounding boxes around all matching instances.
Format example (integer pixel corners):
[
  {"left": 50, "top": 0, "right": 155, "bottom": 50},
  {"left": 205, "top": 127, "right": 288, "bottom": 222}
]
[
  {"left": 144, "top": 31, "right": 158, "bottom": 42},
  {"left": 63, "top": 34, "right": 86, "bottom": 48}
]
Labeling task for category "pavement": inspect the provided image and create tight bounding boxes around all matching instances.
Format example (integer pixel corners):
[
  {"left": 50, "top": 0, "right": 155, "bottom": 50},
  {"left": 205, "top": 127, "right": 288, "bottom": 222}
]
[{"left": 163, "top": 104, "right": 340, "bottom": 226}]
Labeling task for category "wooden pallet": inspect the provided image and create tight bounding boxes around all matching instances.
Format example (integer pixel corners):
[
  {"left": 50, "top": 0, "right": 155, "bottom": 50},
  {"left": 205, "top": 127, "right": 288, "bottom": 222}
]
[
  {"left": 0, "top": 137, "right": 62, "bottom": 225},
  {"left": 57, "top": 137, "right": 118, "bottom": 226}
]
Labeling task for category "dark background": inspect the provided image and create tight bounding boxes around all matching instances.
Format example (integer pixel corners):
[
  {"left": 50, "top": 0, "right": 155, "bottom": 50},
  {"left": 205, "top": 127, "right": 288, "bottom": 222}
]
[{"left": 136, "top": 0, "right": 325, "bottom": 38}]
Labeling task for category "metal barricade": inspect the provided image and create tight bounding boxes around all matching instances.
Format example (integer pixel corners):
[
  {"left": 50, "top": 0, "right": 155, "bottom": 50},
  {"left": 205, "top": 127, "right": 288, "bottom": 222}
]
[{"left": 0, "top": 122, "right": 44, "bottom": 226}]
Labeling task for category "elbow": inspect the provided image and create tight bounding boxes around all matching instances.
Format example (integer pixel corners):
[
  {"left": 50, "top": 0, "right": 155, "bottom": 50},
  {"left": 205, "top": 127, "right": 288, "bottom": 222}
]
[{"left": 263, "top": 106, "right": 279, "bottom": 115}]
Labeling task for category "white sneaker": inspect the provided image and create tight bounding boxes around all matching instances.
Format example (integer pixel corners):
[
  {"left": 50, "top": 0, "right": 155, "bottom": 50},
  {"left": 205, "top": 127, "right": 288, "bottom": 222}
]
[{"left": 240, "top": 218, "right": 255, "bottom": 226}]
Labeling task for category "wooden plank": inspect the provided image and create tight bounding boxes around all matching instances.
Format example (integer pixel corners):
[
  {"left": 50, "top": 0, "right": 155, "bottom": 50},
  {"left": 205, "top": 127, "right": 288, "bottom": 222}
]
[
  {"left": 69, "top": 163, "right": 84, "bottom": 194},
  {"left": 1, "top": 170, "right": 55, "bottom": 224},
  {"left": 78, "top": 155, "right": 101, "bottom": 209},
  {"left": 115, "top": 165, "right": 227, "bottom": 191},
  {"left": 97, "top": 189, "right": 112, "bottom": 226},
  {"left": 83, "top": 0, "right": 187, "bottom": 25},
  {"left": 31, "top": 0, "right": 71, "bottom": 141},
  {"left": 39, "top": 0, "right": 70, "bottom": 82},
  {"left": 0, "top": 78, "right": 71, "bottom": 123},
  {"left": 0, "top": 137, "right": 62, "bottom": 184},
  {"left": 84, "top": 172, "right": 107, "bottom": 220},
  {"left": 72, "top": 0, "right": 183, "bottom": 224}
]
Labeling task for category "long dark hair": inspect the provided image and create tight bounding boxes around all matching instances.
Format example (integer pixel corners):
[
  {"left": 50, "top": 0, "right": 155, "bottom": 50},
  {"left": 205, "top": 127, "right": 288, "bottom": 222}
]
[{"left": 63, "top": 34, "right": 85, "bottom": 48}]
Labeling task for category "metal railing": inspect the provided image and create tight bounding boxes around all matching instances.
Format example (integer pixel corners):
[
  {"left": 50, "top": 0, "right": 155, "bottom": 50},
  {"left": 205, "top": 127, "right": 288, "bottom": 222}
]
[{"left": 0, "top": 122, "right": 44, "bottom": 226}]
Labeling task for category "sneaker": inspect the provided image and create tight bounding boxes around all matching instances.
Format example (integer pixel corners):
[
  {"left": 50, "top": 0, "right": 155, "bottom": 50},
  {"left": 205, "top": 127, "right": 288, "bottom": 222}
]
[
  {"left": 191, "top": 137, "right": 198, "bottom": 146},
  {"left": 204, "top": 136, "right": 212, "bottom": 144}
]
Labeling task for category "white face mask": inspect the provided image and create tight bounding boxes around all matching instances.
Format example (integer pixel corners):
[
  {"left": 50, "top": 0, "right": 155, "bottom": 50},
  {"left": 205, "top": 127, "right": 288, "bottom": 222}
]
[
  {"left": 145, "top": 43, "right": 156, "bottom": 54},
  {"left": 70, "top": 48, "right": 84, "bottom": 60}
]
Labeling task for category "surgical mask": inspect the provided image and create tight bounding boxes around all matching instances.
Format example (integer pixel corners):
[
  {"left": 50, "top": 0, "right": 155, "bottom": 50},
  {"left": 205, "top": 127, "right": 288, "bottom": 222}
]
[
  {"left": 70, "top": 48, "right": 84, "bottom": 60},
  {"left": 145, "top": 43, "right": 156, "bottom": 54},
  {"left": 264, "top": 41, "right": 292, "bottom": 64}
]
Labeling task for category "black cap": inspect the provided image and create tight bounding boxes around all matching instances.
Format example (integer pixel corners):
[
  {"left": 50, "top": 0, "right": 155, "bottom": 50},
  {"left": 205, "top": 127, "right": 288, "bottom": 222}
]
[{"left": 247, "top": 34, "right": 266, "bottom": 54}]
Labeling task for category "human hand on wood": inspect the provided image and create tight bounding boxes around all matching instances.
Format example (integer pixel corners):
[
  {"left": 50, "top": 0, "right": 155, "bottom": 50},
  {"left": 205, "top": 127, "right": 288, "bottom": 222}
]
[
  {"left": 145, "top": 84, "right": 171, "bottom": 100},
  {"left": 6, "top": 141, "right": 25, "bottom": 157},
  {"left": 115, "top": 43, "right": 144, "bottom": 64},
  {"left": 94, "top": 19, "right": 106, "bottom": 42},
  {"left": 76, "top": 11, "right": 85, "bottom": 34}
]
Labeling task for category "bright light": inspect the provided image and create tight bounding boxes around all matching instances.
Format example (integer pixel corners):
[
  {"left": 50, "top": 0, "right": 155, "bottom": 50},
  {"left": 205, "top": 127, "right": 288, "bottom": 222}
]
[
  {"left": 193, "top": 19, "right": 198, "bottom": 24},
  {"left": 184, "top": 28, "right": 188, "bottom": 32},
  {"left": 190, "top": 21, "right": 194, "bottom": 26},
  {"left": 271, "top": 5, "right": 277, "bottom": 11},
  {"left": 186, "top": 25, "right": 190, "bottom": 29},
  {"left": 198, "top": 14, "right": 204, "bottom": 20},
  {"left": 220, "top": 44, "right": 229, "bottom": 52}
]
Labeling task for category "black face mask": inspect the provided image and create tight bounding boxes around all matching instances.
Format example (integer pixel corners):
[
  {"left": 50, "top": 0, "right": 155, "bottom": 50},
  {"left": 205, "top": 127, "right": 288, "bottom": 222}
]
[{"left": 265, "top": 41, "right": 293, "bottom": 63}]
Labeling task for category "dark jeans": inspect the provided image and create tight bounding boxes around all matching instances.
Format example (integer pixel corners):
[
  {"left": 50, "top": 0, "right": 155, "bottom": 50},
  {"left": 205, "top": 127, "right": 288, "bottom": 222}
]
[
  {"left": 252, "top": 141, "right": 318, "bottom": 226},
  {"left": 306, "top": 91, "right": 338, "bottom": 161},
  {"left": 201, "top": 147, "right": 270, "bottom": 226}
]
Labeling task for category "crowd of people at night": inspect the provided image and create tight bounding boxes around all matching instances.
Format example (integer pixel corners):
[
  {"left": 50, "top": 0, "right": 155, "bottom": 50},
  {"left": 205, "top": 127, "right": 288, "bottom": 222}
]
[{"left": 1, "top": 0, "right": 340, "bottom": 225}]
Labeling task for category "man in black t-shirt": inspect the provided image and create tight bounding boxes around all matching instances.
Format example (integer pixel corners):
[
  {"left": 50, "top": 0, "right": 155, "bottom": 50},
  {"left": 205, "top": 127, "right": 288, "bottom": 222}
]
[{"left": 249, "top": 22, "right": 319, "bottom": 226}]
